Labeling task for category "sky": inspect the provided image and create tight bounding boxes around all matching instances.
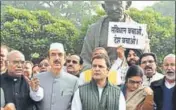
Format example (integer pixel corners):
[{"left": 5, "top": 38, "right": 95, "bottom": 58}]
[{"left": 131, "top": 1, "right": 159, "bottom": 10}]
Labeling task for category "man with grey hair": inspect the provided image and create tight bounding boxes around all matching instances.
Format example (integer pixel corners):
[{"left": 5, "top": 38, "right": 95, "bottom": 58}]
[
  {"left": 33, "top": 43, "right": 78, "bottom": 110},
  {"left": 80, "top": 1, "right": 150, "bottom": 70},
  {"left": 0, "top": 50, "right": 43, "bottom": 110},
  {"left": 151, "top": 54, "right": 176, "bottom": 110}
]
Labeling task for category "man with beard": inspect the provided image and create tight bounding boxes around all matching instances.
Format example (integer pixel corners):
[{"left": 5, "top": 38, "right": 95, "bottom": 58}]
[
  {"left": 66, "top": 55, "right": 83, "bottom": 77},
  {"left": 151, "top": 54, "right": 175, "bottom": 110},
  {"left": 32, "top": 43, "right": 78, "bottom": 110},
  {"left": 139, "top": 53, "right": 164, "bottom": 86},
  {"left": 111, "top": 47, "right": 143, "bottom": 84},
  {"left": 80, "top": 1, "right": 150, "bottom": 71}
]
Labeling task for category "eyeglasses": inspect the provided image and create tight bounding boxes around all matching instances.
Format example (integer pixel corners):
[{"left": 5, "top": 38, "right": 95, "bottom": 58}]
[
  {"left": 10, "top": 60, "right": 25, "bottom": 65},
  {"left": 128, "top": 79, "right": 142, "bottom": 85},
  {"left": 38, "top": 63, "right": 49, "bottom": 67},
  {"left": 141, "top": 60, "right": 155, "bottom": 65},
  {"left": 66, "top": 60, "right": 78, "bottom": 64}
]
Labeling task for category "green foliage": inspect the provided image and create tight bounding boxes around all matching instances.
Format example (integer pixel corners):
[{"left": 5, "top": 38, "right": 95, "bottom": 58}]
[
  {"left": 1, "top": 6, "right": 79, "bottom": 60},
  {"left": 1, "top": 1, "right": 100, "bottom": 28},
  {"left": 147, "top": 1, "right": 175, "bottom": 21},
  {"left": 127, "top": 8, "right": 175, "bottom": 63}
]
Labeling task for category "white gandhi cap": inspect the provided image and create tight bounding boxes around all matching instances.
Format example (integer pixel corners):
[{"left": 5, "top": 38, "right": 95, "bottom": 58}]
[{"left": 49, "top": 43, "right": 65, "bottom": 53}]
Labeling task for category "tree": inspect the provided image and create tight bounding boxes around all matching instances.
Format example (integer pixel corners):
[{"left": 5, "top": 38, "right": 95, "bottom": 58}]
[
  {"left": 147, "top": 1, "right": 175, "bottom": 22},
  {"left": 1, "top": 6, "right": 79, "bottom": 60},
  {"left": 1, "top": 1, "right": 100, "bottom": 28}
]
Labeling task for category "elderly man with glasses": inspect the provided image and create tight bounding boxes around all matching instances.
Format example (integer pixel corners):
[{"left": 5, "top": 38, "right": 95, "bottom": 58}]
[{"left": 0, "top": 50, "right": 43, "bottom": 110}]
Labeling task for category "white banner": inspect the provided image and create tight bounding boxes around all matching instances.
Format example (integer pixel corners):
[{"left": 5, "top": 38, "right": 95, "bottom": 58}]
[{"left": 107, "top": 22, "right": 147, "bottom": 49}]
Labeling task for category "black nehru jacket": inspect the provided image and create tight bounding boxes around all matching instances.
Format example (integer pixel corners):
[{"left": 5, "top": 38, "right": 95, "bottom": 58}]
[{"left": 0, "top": 72, "right": 37, "bottom": 110}]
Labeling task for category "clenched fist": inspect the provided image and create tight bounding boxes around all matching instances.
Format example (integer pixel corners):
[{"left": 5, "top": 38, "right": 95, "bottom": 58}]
[{"left": 116, "top": 45, "right": 126, "bottom": 60}]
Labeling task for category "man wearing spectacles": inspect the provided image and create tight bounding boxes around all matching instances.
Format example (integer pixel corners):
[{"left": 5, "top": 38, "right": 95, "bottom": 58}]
[
  {"left": 38, "top": 58, "right": 51, "bottom": 73},
  {"left": 0, "top": 50, "right": 43, "bottom": 110},
  {"left": 139, "top": 53, "right": 164, "bottom": 86},
  {"left": 66, "top": 55, "right": 83, "bottom": 77}
]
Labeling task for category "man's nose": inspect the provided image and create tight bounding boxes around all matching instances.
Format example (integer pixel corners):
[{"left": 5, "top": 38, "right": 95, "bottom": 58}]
[
  {"left": 130, "top": 55, "right": 135, "bottom": 59},
  {"left": 55, "top": 55, "right": 60, "bottom": 59},
  {"left": 167, "top": 65, "right": 172, "bottom": 70},
  {"left": 95, "top": 66, "right": 100, "bottom": 70},
  {"left": 145, "top": 61, "right": 151, "bottom": 66}
]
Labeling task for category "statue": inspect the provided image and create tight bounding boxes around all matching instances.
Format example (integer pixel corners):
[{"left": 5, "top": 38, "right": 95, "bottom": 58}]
[{"left": 80, "top": 1, "right": 150, "bottom": 70}]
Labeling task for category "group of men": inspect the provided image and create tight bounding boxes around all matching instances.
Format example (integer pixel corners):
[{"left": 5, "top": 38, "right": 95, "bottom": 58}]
[
  {"left": 0, "top": 1, "right": 175, "bottom": 110},
  {"left": 1, "top": 42, "right": 175, "bottom": 110}
]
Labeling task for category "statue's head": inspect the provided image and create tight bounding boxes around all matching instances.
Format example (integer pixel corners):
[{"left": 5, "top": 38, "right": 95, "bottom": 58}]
[{"left": 102, "top": 1, "right": 132, "bottom": 21}]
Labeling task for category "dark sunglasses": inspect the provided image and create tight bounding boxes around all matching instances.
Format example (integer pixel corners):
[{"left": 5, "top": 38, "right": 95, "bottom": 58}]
[{"left": 66, "top": 60, "right": 78, "bottom": 64}]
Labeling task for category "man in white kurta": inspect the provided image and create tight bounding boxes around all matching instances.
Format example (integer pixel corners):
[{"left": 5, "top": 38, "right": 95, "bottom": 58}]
[
  {"left": 32, "top": 43, "right": 78, "bottom": 110},
  {"left": 72, "top": 54, "right": 126, "bottom": 110}
]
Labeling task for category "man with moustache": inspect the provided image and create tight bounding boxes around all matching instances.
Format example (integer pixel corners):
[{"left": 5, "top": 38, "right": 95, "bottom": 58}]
[
  {"left": 151, "top": 54, "right": 175, "bottom": 110},
  {"left": 38, "top": 58, "right": 51, "bottom": 73},
  {"left": 0, "top": 50, "right": 43, "bottom": 110},
  {"left": 66, "top": 54, "right": 83, "bottom": 77},
  {"left": 33, "top": 43, "right": 78, "bottom": 110},
  {"left": 139, "top": 53, "right": 164, "bottom": 86}
]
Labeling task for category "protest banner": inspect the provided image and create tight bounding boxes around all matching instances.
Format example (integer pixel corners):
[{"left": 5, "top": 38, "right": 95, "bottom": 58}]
[{"left": 107, "top": 22, "right": 147, "bottom": 49}]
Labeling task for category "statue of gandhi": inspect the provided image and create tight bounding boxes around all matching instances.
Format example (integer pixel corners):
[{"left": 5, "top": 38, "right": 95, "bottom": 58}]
[{"left": 80, "top": 1, "right": 150, "bottom": 71}]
